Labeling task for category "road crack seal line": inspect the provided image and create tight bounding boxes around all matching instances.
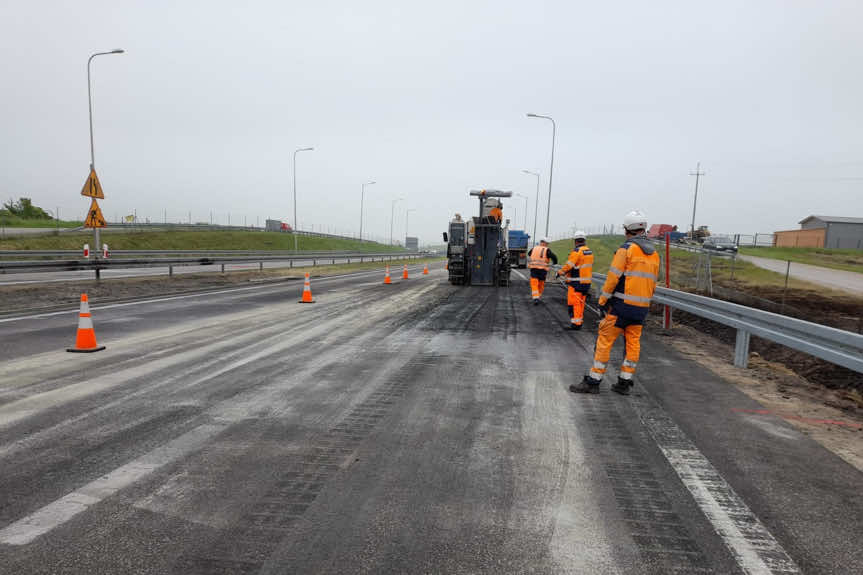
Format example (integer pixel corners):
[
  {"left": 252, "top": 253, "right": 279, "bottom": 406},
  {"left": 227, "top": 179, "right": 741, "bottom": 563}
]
[{"left": 630, "top": 393, "right": 801, "bottom": 575}]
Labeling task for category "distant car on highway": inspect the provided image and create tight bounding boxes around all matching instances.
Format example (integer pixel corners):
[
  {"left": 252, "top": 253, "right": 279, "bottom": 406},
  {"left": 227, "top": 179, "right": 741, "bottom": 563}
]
[{"left": 703, "top": 236, "right": 738, "bottom": 253}]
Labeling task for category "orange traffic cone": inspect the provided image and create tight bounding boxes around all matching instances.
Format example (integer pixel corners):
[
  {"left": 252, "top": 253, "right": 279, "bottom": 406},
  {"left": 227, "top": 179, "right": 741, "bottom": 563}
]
[
  {"left": 384, "top": 265, "right": 392, "bottom": 284},
  {"left": 299, "top": 272, "right": 315, "bottom": 303},
  {"left": 67, "top": 293, "right": 105, "bottom": 353},
  {"left": 445, "top": 262, "right": 448, "bottom": 270},
  {"left": 402, "top": 264, "right": 409, "bottom": 280},
  {"left": 423, "top": 264, "right": 429, "bottom": 275}
]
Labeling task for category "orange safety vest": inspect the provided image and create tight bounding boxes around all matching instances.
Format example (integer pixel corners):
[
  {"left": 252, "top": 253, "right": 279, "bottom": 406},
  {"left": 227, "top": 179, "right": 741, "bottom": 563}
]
[
  {"left": 599, "top": 237, "right": 660, "bottom": 321},
  {"left": 560, "top": 245, "right": 593, "bottom": 291},
  {"left": 528, "top": 245, "right": 550, "bottom": 270}
]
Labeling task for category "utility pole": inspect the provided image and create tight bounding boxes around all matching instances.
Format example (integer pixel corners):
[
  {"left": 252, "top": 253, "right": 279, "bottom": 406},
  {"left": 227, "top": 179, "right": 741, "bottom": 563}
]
[{"left": 689, "top": 162, "right": 705, "bottom": 240}]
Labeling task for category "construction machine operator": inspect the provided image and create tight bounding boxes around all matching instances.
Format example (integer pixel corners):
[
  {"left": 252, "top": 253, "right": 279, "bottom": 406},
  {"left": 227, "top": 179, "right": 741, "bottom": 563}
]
[
  {"left": 527, "top": 237, "right": 558, "bottom": 304},
  {"left": 571, "top": 211, "right": 659, "bottom": 395},
  {"left": 556, "top": 231, "right": 593, "bottom": 330}
]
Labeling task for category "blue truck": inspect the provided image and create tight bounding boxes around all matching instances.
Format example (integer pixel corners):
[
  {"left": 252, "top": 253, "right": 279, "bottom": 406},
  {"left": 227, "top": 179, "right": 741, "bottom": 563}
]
[{"left": 507, "top": 230, "right": 530, "bottom": 268}]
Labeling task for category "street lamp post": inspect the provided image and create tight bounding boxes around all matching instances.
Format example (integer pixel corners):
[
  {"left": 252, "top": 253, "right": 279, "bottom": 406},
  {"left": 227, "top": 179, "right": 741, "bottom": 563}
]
[
  {"left": 390, "top": 197, "right": 404, "bottom": 245},
  {"left": 522, "top": 170, "right": 540, "bottom": 243},
  {"left": 292, "top": 147, "right": 314, "bottom": 251},
  {"left": 514, "top": 193, "right": 529, "bottom": 230},
  {"left": 405, "top": 208, "right": 416, "bottom": 241},
  {"left": 87, "top": 49, "right": 124, "bottom": 255},
  {"left": 527, "top": 113, "right": 556, "bottom": 237},
  {"left": 360, "top": 180, "right": 376, "bottom": 241}
]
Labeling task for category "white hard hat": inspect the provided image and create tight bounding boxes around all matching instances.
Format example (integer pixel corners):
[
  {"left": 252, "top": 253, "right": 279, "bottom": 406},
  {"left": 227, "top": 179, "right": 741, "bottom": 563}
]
[
  {"left": 573, "top": 230, "right": 586, "bottom": 241},
  {"left": 623, "top": 210, "right": 648, "bottom": 232},
  {"left": 540, "top": 236, "right": 551, "bottom": 243}
]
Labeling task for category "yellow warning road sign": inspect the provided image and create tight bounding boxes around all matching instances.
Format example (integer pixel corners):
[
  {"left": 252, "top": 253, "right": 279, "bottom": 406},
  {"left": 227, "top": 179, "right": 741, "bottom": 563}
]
[
  {"left": 80, "top": 169, "right": 104, "bottom": 199},
  {"left": 84, "top": 199, "right": 106, "bottom": 228}
]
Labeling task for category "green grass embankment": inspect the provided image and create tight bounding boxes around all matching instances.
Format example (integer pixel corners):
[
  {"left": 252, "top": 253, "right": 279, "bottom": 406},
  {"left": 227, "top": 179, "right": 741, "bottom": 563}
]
[
  {"left": 0, "top": 230, "right": 405, "bottom": 253},
  {"left": 0, "top": 217, "right": 81, "bottom": 228},
  {"left": 739, "top": 246, "right": 863, "bottom": 274}
]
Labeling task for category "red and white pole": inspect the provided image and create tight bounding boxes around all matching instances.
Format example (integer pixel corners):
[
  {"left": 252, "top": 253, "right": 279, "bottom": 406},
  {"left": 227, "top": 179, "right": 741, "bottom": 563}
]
[{"left": 663, "top": 232, "right": 671, "bottom": 329}]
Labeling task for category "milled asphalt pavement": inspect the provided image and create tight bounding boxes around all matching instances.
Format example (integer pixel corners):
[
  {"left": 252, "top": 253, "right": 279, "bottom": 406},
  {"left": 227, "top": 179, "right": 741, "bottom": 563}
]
[
  {"left": 0, "top": 266, "right": 860, "bottom": 574},
  {"left": 740, "top": 254, "right": 863, "bottom": 295}
]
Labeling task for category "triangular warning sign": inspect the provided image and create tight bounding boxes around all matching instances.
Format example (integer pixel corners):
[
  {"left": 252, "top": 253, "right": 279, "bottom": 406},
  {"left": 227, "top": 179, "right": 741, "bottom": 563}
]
[
  {"left": 84, "top": 198, "right": 106, "bottom": 228},
  {"left": 80, "top": 169, "right": 104, "bottom": 199}
]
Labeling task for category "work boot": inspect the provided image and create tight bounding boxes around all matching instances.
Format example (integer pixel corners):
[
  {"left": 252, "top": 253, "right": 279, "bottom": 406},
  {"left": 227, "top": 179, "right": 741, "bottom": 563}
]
[
  {"left": 570, "top": 376, "right": 600, "bottom": 394},
  {"left": 569, "top": 323, "right": 582, "bottom": 331},
  {"left": 611, "top": 377, "right": 633, "bottom": 396},
  {"left": 533, "top": 298, "right": 540, "bottom": 305}
]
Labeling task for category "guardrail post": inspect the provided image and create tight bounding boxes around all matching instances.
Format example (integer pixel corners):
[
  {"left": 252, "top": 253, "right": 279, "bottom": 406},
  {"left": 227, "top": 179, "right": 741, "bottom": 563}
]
[
  {"left": 313, "top": 259, "right": 316, "bottom": 266},
  {"left": 169, "top": 265, "right": 173, "bottom": 277},
  {"left": 734, "top": 329, "right": 751, "bottom": 368},
  {"left": 95, "top": 268, "right": 100, "bottom": 281},
  {"left": 221, "top": 263, "right": 225, "bottom": 273},
  {"left": 259, "top": 261, "right": 263, "bottom": 271}
]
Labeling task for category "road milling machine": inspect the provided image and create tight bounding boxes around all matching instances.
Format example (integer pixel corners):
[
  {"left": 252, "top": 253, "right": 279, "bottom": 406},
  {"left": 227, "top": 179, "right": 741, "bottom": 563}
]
[{"left": 443, "top": 189, "right": 511, "bottom": 286}]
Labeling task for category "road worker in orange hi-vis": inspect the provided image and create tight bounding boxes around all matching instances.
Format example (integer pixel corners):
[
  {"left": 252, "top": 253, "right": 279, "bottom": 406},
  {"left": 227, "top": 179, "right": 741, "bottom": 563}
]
[
  {"left": 489, "top": 205, "right": 503, "bottom": 222},
  {"left": 571, "top": 211, "right": 660, "bottom": 395},
  {"left": 556, "top": 230, "right": 593, "bottom": 330},
  {"left": 527, "top": 237, "right": 558, "bottom": 305}
]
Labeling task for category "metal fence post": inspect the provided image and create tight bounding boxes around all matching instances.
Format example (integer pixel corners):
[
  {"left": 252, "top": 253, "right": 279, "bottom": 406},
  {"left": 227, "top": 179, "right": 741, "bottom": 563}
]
[
  {"left": 734, "top": 329, "right": 751, "bottom": 368},
  {"left": 221, "top": 263, "right": 225, "bottom": 273},
  {"left": 169, "top": 265, "right": 173, "bottom": 277},
  {"left": 781, "top": 260, "right": 791, "bottom": 314},
  {"left": 259, "top": 261, "right": 263, "bottom": 271}
]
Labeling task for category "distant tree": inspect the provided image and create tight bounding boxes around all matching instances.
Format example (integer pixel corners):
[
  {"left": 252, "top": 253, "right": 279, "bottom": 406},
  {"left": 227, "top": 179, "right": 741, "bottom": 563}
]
[{"left": 2, "top": 197, "right": 52, "bottom": 219}]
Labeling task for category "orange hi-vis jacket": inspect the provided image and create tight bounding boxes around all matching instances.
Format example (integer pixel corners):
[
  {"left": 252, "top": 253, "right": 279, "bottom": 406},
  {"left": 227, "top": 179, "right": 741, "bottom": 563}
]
[
  {"left": 598, "top": 236, "right": 660, "bottom": 322},
  {"left": 527, "top": 246, "right": 551, "bottom": 270},
  {"left": 559, "top": 244, "right": 593, "bottom": 294}
]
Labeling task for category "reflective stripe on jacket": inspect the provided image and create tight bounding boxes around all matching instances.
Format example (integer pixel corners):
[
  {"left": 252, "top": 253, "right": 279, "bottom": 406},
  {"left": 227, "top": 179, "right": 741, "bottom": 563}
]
[
  {"left": 528, "top": 246, "right": 550, "bottom": 270},
  {"left": 559, "top": 245, "right": 593, "bottom": 294},
  {"left": 598, "top": 236, "right": 660, "bottom": 322}
]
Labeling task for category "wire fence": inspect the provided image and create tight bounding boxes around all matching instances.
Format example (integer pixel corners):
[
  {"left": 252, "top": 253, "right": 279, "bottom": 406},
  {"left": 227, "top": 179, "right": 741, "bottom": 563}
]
[{"left": 662, "top": 250, "right": 862, "bottom": 334}]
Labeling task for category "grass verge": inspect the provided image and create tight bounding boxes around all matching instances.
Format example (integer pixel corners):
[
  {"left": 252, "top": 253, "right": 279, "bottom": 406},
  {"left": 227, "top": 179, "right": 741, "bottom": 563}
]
[
  {"left": 739, "top": 246, "right": 863, "bottom": 274},
  {"left": 0, "top": 230, "right": 406, "bottom": 253}
]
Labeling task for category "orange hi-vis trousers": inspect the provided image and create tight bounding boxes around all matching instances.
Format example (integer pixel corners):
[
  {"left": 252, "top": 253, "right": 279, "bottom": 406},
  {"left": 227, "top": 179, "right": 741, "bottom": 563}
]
[
  {"left": 588, "top": 313, "right": 643, "bottom": 382},
  {"left": 567, "top": 286, "right": 586, "bottom": 326},
  {"left": 530, "top": 277, "right": 546, "bottom": 300}
]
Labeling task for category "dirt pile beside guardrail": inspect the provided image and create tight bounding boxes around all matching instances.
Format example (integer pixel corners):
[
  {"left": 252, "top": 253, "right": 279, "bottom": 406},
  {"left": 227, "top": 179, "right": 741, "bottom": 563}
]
[{"left": 651, "top": 283, "right": 863, "bottom": 399}]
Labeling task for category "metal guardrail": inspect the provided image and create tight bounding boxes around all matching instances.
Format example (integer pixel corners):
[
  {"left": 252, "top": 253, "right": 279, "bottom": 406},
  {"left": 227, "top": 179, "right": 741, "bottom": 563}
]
[
  {"left": 0, "top": 252, "right": 424, "bottom": 277},
  {"left": 592, "top": 274, "right": 863, "bottom": 373}
]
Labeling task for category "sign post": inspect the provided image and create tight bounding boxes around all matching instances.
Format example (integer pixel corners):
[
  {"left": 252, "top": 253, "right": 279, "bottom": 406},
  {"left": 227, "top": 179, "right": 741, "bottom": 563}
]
[{"left": 81, "top": 168, "right": 107, "bottom": 279}]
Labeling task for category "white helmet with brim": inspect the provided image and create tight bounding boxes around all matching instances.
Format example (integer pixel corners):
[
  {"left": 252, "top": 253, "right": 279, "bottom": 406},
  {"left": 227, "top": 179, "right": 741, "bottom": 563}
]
[{"left": 623, "top": 210, "right": 648, "bottom": 233}]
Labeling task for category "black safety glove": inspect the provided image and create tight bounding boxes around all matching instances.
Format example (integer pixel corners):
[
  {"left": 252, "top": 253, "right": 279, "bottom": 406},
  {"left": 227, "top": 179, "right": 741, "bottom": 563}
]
[{"left": 598, "top": 300, "right": 610, "bottom": 318}]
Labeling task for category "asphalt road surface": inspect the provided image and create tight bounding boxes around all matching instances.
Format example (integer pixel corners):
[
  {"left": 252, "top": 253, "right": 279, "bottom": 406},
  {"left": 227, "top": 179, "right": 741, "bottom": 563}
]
[
  {"left": 0, "top": 266, "right": 860, "bottom": 574},
  {"left": 740, "top": 254, "right": 863, "bottom": 295}
]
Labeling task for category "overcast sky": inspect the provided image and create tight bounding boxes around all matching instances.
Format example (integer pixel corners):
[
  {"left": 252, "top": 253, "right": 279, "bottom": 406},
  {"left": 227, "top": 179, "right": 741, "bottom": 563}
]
[{"left": 2, "top": 0, "right": 862, "bottom": 244}]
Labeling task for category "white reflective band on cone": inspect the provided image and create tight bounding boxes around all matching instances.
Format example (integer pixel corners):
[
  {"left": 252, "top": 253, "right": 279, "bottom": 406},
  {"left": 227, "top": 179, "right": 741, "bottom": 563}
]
[{"left": 78, "top": 316, "right": 94, "bottom": 330}]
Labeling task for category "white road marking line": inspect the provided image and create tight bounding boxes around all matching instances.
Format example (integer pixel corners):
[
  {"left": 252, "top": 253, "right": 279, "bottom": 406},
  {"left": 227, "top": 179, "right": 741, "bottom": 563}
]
[
  {"left": 0, "top": 332, "right": 311, "bottom": 545},
  {"left": 0, "top": 264, "right": 432, "bottom": 324},
  {"left": 631, "top": 395, "right": 800, "bottom": 574},
  {"left": 0, "top": 423, "right": 224, "bottom": 545}
]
